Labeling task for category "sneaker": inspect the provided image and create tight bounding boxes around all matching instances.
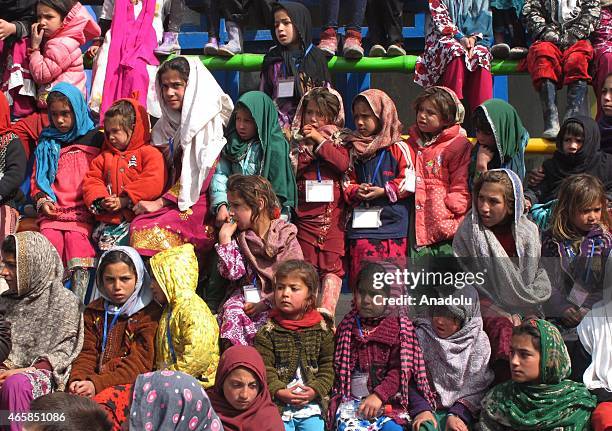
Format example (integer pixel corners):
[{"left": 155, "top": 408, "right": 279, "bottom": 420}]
[
  {"left": 217, "top": 21, "right": 242, "bottom": 56},
  {"left": 509, "top": 46, "right": 529, "bottom": 60},
  {"left": 343, "top": 29, "right": 364, "bottom": 59},
  {"left": 318, "top": 28, "right": 338, "bottom": 57},
  {"left": 155, "top": 32, "right": 180, "bottom": 55},
  {"left": 491, "top": 43, "right": 511, "bottom": 59},
  {"left": 368, "top": 44, "right": 386, "bottom": 57},
  {"left": 204, "top": 36, "right": 219, "bottom": 55},
  {"left": 386, "top": 43, "right": 406, "bottom": 56}
]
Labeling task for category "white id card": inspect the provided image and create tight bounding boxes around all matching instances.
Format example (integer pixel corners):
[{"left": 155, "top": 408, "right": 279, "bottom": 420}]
[
  {"left": 568, "top": 283, "right": 589, "bottom": 307},
  {"left": 352, "top": 207, "right": 383, "bottom": 229},
  {"left": 277, "top": 78, "right": 295, "bottom": 98},
  {"left": 405, "top": 169, "right": 416, "bottom": 193},
  {"left": 243, "top": 285, "right": 261, "bottom": 303},
  {"left": 351, "top": 371, "right": 370, "bottom": 399},
  {"left": 305, "top": 180, "right": 334, "bottom": 202}
]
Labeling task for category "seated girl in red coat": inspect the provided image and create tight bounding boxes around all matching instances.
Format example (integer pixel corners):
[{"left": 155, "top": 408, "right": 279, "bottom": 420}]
[{"left": 83, "top": 99, "right": 167, "bottom": 251}]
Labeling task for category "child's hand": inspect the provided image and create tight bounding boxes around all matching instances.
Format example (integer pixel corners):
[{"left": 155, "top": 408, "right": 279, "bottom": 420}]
[
  {"left": 362, "top": 186, "right": 386, "bottom": 201},
  {"left": 0, "top": 20, "right": 17, "bottom": 41},
  {"left": 527, "top": 166, "right": 545, "bottom": 187},
  {"left": 302, "top": 124, "right": 325, "bottom": 145},
  {"left": 476, "top": 145, "right": 494, "bottom": 174},
  {"left": 216, "top": 204, "right": 230, "bottom": 227},
  {"left": 30, "top": 23, "right": 44, "bottom": 50},
  {"left": 412, "top": 411, "right": 437, "bottom": 431},
  {"left": 219, "top": 220, "right": 238, "bottom": 245},
  {"left": 561, "top": 307, "right": 581, "bottom": 327},
  {"left": 86, "top": 45, "right": 100, "bottom": 59},
  {"left": 446, "top": 415, "right": 468, "bottom": 431},
  {"left": 289, "top": 384, "right": 316, "bottom": 406},
  {"left": 40, "top": 201, "right": 57, "bottom": 217},
  {"left": 102, "top": 196, "right": 122, "bottom": 212},
  {"left": 524, "top": 197, "right": 532, "bottom": 213},
  {"left": 133, "top": 198, "right": 164, "bottom": 215},
  {"left": 243, "top": 301, "right": 267, "bottom": 317},
  {"left": 275, "top": 388, "right": 295, "bottom": 405},
  {"left": 359, "top": 393, "right": 383, "bottom": 419},
  {"left": 356, "top": 183, "right": 371, "bottom": 201},
  {"left": 460, "top": 36, "right": 476, "bottom": 56},
  {"left": 70, "top": 380, "right": 95, "bottom": 398}
]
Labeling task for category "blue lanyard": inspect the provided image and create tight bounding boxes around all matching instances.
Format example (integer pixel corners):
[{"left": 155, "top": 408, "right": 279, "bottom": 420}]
[
  {"left": 316, "top": 160, "right": 322, "bottom": 182},
  {"left": 166, "top": 309, "right": 177, "bottom": 365},
  {"left": 169, "top": 137, "right": 174, "bottom": 158},
  {"left": 282, "top": 43, "right": 314, "bottom": 77},
  {"left": 355, "top": 315, "right": 364, "bottom": 337},
  {"left": 361, "top": 150, "right": 386, "bottom": 185},
  {"left": 102, "top": 303, "right": 121, "bottom": 355}
]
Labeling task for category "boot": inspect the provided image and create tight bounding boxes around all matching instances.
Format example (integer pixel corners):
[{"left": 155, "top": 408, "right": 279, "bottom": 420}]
[
  {"left": 155, "top": 32, "right": 181, "bottom": 55},
  {"left": 343, "top": 29, "right": 364, "bottom": 59},
  {"left": 204, "top": 36, "right": 219, "bottom": 56},
  {"left": 565, "top": 80, "right": 588, "bottom": 121},
  {"left": 318, "top": 28, "right": 338, "bottom": 57},
  {"left": 218, "top": 21, "right": 243, "bottom": 56},
  {"left": 539, "top": 79, "right": 560, "bottom": 139},
  {"left": 318, "top": 273, "right": 343, "bottom": 320}
]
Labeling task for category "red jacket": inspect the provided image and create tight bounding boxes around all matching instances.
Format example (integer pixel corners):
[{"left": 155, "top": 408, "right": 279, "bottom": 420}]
[
  {"left": 83, "top": 99, "right": 167, "bottom": 224},
  {"left": 406, "top": 124, "right": 472, "bottom": 247}
]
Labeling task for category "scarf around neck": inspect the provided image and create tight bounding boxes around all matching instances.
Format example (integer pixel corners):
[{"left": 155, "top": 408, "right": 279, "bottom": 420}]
[{"left": 269, "top": 308, "right": 323, "bottom": 330}]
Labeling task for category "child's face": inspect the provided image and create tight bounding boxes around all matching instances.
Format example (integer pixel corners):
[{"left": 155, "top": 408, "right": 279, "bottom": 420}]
[
  {"left": 477, "top": 181, "right": 510, "bottom": 228},
  {"left": 432, "top": 308, "right": 461, "bottom": 339},
  {"left": 49, "top": 100, "right": 74, "bottom": 134},
  {"left": 510, "top": 333, "right": 541, "bottom": 383},
  {"left": 354, "top": 286, "right": 386, "bottom": 319},
  {"left": 476, "top": 128, "right": 496, "bottom": 149},
  {"left": 601, "top": 75, "right": 612, "bottom": 117},
  {"left": 36, "top": 4, "right": 62, "bottom": 37},
  {"left": 160, "top": 70, "right": 187, "bottom": 111},
  {"left": 274, "top": 273, "right": 311, "bottom": 320},
  {"left": 353, "top": 99, "right": 381, "bottom": 138},
  {"left": 222, "top": 366, "right": 261, "bottom": 411},
  {"left": 235, "top": 107, "right": 257, "bottom": 141},
  {"left": 101, "top": 262, "right": 137, "bottom": 305},
  {"left": 150, "top": 278, "right": 167, "bottom": 306},
  {"left": 0, "top": 252, "right": 17, "bottom": 294},
  {"left": 417, "top": 99, "right": 448, "bottom": 135},
  {"left": 571, "top": 201, "right": 602, "bottom": 233},
  {"left": 274, "top": 10, "right": 297, "bottom": 48},
  {"left": 562, "top": 133, "right": 584, "bottom": 155},
  {"left": 227, "top": 191, "right": 254, "bottom": 231},
  {"left": 104, "top": 118, "right": 133, "bottom": 151},
  {"left": 303, "top": 100, "right": 331, "bottom": 129}
]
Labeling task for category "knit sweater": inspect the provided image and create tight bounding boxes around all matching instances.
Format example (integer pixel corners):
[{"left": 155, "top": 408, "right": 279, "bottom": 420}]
[{"left": 254, "top": 318, "right": 335, "bottom": 415}]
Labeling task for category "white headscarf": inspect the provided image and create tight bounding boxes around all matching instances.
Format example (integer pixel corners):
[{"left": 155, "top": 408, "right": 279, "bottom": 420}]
[
  {"left": 577, "top": 253, "right": 612, "bottom": 392},
  {"left": 152, "top": 56, "right": 234, "bottom": 211}
]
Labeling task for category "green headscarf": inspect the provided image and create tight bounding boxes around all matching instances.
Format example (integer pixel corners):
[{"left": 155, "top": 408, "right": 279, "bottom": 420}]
[
  {"left": 224, "top": 91, "right": 297, "bottom": 211},
  {"left": 473, "top": 98, "right": 529, "bottom": 181},
  {"left": 479, "top": 319, "right": 596, "bottom": 431}
]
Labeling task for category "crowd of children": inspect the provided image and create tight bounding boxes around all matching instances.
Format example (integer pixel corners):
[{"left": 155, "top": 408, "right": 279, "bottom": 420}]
[{"left": 2, "top": 0, "right": 612, "bottom": 431}]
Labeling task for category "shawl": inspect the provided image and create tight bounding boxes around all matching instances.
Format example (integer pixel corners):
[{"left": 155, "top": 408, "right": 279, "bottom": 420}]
[
  {"left": 442, "top": 0, "right": 493, "bottom": 45},
  {"left": 479, "top": 319, "right": 596, "bottom": 431},
  {"left": 129, "top": 370, "right": 222, "bottom": 431},
  {"left": 269, "top": 308, "right": 323, "bottom": 330},
  {"left": 346, "top": 89, "right": 403, "bottom": 160},
  {"left": 577, "top": 252, "right": 612, "bottom": 392},
  {"left": 34, "top": 82, "right": 96, "bottom": 202},
  {"left": 151, "top": 56, "right": 234, "bottom": 211},
  {"left": 545, "top": 115, "right": 612, "bottom": 198},
  {"left": 476, "top": 98, "right": 529, "bottom": 180},
  {"left": 453, "top": 169, "right": 551, "bottom": 312},
  {"left": 236, "top": 219, "right": 303, "bottom": 294},
  {"left": 96, "top": 246, "right": 153, "bottom": 317},
  {"left": 207, "top": 345, "right": 284, "bottom": 431},
  {"left": 0, "top": 91, "right": 11, "bottom": 136},
  {"left": 100, "top": 0, "right": 159, "bottom": 120},
  {"left": 263, "top": 1, "right": 330, "bottom": 99},
  {"left": 224, "top": 91, "right": 297, "bottom": 210},
  {"left": 598, "top": 114, "right": 612, "bottom": 153},
  {"left": 0, "top": 231, "right": 83, "bottom": 390},
  {"left": 414, "top": 286, "right": 494, "bottom": 413}
]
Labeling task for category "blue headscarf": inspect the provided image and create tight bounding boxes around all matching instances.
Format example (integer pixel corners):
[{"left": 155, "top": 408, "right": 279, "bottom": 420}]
[{"left": 34, "top": 83, "right": 95, "bottom": 202}]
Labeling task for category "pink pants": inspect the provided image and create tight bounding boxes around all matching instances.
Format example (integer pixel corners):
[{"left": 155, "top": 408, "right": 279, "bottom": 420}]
[
  {"left": 41, "top": 228, "right": 96, "bottom": 268},
  {"left": 440, "top": 57, "right": 493, "bottom": 111}
]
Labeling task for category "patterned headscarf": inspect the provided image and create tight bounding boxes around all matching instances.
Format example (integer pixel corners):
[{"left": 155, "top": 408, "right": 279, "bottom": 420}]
[
  {"left": 1, "top": 231, "right": 84, "bottom": 390},
  {"left": 129, "top": 370, "right": 222, "bottom": 431},
  {"left": 479, "top": 319, "right": 596, "bottom": 431},
  {"left": 346, "top": 89, "right": 403, "bottom": 160}
]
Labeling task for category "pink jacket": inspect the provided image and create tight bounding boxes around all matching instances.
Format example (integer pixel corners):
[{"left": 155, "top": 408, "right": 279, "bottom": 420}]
[
  {"left": 28, "top": 2, "right": 100, "bottom": 106},
  {"left": 406, "top": 124, "right": 472, "bottom": 248}
]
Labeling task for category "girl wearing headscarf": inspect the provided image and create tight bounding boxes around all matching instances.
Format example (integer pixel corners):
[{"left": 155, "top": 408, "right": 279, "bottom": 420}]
[
  {"left": 599, "top": 72, "right": 612, "bottom": 153},
  {"left": 0, "top": 232, "right": 83, "bottom": 431},
  {"left": 343, "top": 89, "right": 412, "bottom": 289},
  {"left": 478, "top": 319, "right": 596, "bottom": 430},
  {"left": 453, "top": 169, "right": 551, "bottom": 383},
  {"left": 207, "top": 345, "right": 284, "bottom": 431},
  {"left": 68, "top": 246, "right": 161, "bottom": 411},
  {"left": 0, "top": 92, "right": 26, "bottom": 245},
  {"left": 130, "top": 56, "right": 233, "bottom": 257},
  {"left": 31, "top": 82, "right": 103, "bottom": 304},
  {"left": 414, "top": 0, "right": 493, "bottom": 113},
  {"left": 471, "top": 98, "right": 529, "bottom": 182},
  {"left": 405, "top": 86, "right": 472, "bottom": 257},
  {"left": 591, "top": 3, "right": 612, "bottom": 120},
  {"left": 260, "top": 2, "right": 331, "bottom": 137},
  {"left": 415, "top": 286, "right": 494, "bottom": 430},
  {"left": 129, "top": 371, "right": 223, "bottom": 431}
]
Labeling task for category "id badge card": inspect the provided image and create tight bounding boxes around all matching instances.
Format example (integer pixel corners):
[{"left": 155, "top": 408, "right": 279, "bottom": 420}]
[
  {"left": 305, "top": 180, "right": 334, "bottom": 202},
  {"left": 277, "top": 77, "right": 295, "bottom": 98},
  {"left": 243, "top": 285, "right": 261, "bottom": 303},
  {"left": 352, "top": 207, "right": 382, "bottom": 229},
  {"left": 351, "top": 371, "right": 370, "bottom": 399},
  {"left": 405, "top": 169, "right": 416, "bottom": 193},
  {"left": 568, "top": 283, "right": 589, "bottom": 307}
]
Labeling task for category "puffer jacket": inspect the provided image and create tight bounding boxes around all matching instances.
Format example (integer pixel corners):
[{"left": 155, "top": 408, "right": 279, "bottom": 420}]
[
  {"left": 28, "top": 2, "right": 100, "bottom": 105},
  {"left": 406, "top": 124, "right": 472, "bottom": 248},
  {"left": 150, "top": 244, "right": 220, "bottom": 388},
  {"left": 523, "top": 0, "right": 600, "bottom": 43}
]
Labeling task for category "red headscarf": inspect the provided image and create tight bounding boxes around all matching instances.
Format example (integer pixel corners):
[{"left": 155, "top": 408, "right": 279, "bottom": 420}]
[
  {"left": 102, "top": 98, "right": 151, "bottom": 153},
  {"left": 207, "top": 346, "right": 284, "bottom": 431},
  {"left": 0, "top": 92, "right": 12, "bottom": 136}
]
